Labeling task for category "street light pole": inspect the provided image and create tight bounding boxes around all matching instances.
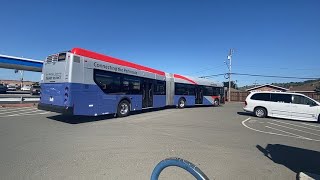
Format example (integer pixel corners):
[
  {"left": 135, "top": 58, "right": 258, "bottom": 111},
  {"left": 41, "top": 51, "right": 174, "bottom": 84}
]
[{"left": 227, "top": 49, "right": 234, "bottom": 102}]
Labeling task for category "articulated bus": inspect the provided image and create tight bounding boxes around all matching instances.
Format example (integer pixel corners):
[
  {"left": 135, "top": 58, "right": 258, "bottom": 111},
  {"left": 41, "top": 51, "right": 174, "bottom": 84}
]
[{"left": 38, "top": 48, "right": 224, "bottom": 117}]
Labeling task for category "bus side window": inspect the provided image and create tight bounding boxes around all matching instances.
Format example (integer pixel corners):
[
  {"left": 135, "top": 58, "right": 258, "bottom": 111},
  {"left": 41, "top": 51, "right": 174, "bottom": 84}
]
[
  {"left": 155, "top": 80, "right": 166, "bottom": 95},
  {"left": 94, "top": 70, "right": 121, "bottom": 94},
  {"left": 203, "top": 86, "right": 214, "bottom": 96},
  {"left": 175, "top": 83, "right": 195, "bottom": 96},
  {"left": 122, "top": 76, "right": 141, "bottom": 94}
]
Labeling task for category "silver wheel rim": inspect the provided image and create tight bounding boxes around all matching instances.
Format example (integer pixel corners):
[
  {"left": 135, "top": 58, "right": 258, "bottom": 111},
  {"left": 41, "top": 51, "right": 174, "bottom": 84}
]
[
  {"left": 120, "top": 103, "right": 129, "bottom": 115},
  {"left": 256, "top": 109, "right": 264, "bottom": 117},
  {"left": 214, "top": 100, "right": 219, "bottom": 106},
  {"left": 180, "top": 100, "right": 185, "bottom": 108}
]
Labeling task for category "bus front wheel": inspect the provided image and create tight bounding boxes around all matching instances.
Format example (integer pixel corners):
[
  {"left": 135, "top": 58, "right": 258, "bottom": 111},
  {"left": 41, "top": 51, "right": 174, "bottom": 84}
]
[
  {"left": 213, "top": 99, "right": 219, "bottom": 106},
  {"left": 117, "top": 100, "right": 130, "bottom": 117}
]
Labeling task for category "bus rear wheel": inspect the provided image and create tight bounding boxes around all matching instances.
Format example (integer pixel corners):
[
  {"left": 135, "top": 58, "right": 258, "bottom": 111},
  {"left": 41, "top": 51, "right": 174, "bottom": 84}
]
[
  {"left": 178, "top": 98, "right": 186, "bottom": 109},
  {"left": 117, "top": 100, "right": 130, "bottom": 117}
]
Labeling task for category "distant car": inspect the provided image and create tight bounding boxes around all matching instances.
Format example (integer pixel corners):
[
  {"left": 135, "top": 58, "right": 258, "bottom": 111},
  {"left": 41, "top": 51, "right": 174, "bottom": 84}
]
[
  {"left": 21, "top": 85, "right": 31, "bottom": 91},
  {"left": 30, "top": 85, "right": 41, "bottom": 95},
  {"left": 244, "top": 91, "right": 320, "bottom": 122},
  {"left": 0, "top": 84, "right": 7, "bottom": 93},
  {"left": 6, "top": 84, "right": 17, "bottom": 91}
]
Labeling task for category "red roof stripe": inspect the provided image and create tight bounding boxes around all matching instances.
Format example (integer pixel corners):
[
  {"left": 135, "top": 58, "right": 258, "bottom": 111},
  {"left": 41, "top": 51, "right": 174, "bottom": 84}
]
[
  {"left": 174, "top": 74, "right": 197, "bottom": 85},
  {"left": 71, "top": 48, "right": 165, "bottom": 76}
]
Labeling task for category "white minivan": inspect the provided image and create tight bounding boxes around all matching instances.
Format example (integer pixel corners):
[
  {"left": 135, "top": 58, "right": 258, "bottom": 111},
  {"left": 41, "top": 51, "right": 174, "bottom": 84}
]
[{"left": 244, "top": 91, "right": 320, "bottom": 122}]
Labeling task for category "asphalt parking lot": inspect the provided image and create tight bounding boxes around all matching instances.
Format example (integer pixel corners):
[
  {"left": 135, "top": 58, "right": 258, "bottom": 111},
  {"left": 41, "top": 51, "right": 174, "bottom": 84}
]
[{"left": 0, "top": 103, "right": 319, "bottom": 179}]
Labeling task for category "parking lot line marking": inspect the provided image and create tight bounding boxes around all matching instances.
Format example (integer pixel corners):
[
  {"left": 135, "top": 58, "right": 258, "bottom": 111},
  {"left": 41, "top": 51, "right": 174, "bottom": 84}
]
[
  {"left": 301, "top": 122, "right": 320, "bottom": 128},
  {"left": 242, "top": 118, "right": 320, "bottom": 142},
  {"left": 0, "top": 106, "right": 34, "bottom": 111},
  {"left": 0, "top": 111, "right": 50, "bottom": 118},
  {"left": 242, "top": 118, "right": 301, "bottom": 138},
  {"left": 267, "top": 122, "right": 320, "bottom": 137},
  {"left": 0, "top": 108, "right": 39, "bottom": 115},
  {"left": 0, "top": 112, "right": 50, "bottom": 118},
  {"left": 3, "top": 112, "right": 50, "bottom": 118},
  {"left": 265, "top": 126, "right": 308, "bottom": 139},
  {"left": 1, "top": 109, "right": 43, "bottom": 114},
  {"left": 270, "top": 120, "right": 320, "bottom": 132}
]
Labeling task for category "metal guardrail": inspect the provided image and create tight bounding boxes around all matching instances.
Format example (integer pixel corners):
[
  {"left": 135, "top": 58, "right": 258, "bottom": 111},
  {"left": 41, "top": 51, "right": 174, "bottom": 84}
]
[{"left": 151, "top": 157, "right": 209, "bottom": 180}]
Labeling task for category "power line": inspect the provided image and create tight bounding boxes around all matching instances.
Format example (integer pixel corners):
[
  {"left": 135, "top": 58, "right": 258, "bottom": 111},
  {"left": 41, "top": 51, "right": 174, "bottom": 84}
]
[
  {"left": 201, "top": 73, "right": 319, "bottom": 80},
  {"left": 232, "top": 73, "right": 319, "bottom": 80},
  {"left": 187, "top": 64, "right": 225, "bottom": 75},
  {"left": 232, "top": 65, "right": 319, "bottom": 71},
  {"left": 199, "top": 73, "right": 225, "bottom": 78}
]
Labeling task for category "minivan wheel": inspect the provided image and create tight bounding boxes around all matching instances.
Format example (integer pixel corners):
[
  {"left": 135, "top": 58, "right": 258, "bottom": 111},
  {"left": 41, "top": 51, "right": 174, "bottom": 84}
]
[
  {"left": 178, "top": 98, "right": 186, "bottom": 109},
  {"left": 117, "top": 100, "right": 130, "bottom": 117},
  {"left": 254, "top": 107, "right": 267, "bottom": 118}
]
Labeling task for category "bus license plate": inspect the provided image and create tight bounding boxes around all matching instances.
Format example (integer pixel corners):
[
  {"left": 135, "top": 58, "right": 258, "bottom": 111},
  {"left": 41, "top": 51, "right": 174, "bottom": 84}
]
[{"left": 49, "top": 97, "right": 54, "bottom": 102}]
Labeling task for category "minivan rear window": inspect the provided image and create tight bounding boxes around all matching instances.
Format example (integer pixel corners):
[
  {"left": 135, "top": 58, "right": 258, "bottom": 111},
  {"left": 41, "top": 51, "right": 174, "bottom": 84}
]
[{"left": 251, "top": 93, "right": 271, "bottom": 101}]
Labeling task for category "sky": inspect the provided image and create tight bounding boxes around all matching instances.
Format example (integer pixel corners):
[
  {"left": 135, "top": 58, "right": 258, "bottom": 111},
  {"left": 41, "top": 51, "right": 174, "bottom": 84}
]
[{"left": 0, "top": 0, "right": 319, "bottom": 86}]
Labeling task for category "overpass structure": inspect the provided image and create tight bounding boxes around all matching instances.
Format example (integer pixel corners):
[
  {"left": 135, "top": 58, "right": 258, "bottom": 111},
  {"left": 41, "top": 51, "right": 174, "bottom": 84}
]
[{"left": 0, "top": 54, "right": 43, "bottom": 72}]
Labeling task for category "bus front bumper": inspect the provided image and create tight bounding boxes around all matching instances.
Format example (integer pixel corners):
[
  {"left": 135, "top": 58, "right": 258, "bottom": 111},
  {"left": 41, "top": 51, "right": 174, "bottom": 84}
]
[{"left": 38, "top": 103, "right": 73, "bottom": 115}]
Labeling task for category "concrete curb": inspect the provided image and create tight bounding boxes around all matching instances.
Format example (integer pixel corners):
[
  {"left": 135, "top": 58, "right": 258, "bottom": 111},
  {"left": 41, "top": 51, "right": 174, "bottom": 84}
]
[{"left": 0, "top": 103, "right": 38, "bottom": 108}]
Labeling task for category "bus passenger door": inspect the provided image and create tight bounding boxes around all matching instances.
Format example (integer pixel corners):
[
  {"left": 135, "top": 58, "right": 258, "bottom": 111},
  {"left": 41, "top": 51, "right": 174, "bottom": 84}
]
[
  {"left": 142, "top": 79, "right": 154, "bottom": 108},
  {"left": 195, "top": 86, "right": 203, "bottom": 104}
]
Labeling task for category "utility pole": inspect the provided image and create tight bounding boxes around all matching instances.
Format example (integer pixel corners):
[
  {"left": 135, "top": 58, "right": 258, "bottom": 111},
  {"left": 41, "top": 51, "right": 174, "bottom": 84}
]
[
  {"left": 20, "top": 70, "right": 24, "bottom": 88},
  {"left": 14, "top": 69, "right": 24, "bottom": 89},
  {"left": 227, "top": 49, "right": 234, "bottom": 102}
]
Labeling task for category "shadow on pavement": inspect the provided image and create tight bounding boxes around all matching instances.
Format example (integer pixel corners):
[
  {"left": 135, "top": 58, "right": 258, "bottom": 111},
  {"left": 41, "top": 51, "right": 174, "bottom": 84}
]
[
  {"left": 47, "top": 106, "right": 222, "bottom": 124},
  {"left": 185, "top": 105, "right": 221, "bottom": 109},
  {"left": 237, "top": 111, "right": 254, "bottom": 117},
  {"left": 47, "top": 114, "right": 116, "bottom": 124},
  {"left": 256, "top": 144, "right": 320, "bottom": 179},
  {"left": 47, "top": 107, "right": 167, "bottom": 124}
]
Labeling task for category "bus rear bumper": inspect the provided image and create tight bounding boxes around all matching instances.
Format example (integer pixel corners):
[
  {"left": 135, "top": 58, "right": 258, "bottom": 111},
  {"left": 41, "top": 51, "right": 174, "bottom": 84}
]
[{"left": 38, "top": 103, "right": 73, "bottom": 115}]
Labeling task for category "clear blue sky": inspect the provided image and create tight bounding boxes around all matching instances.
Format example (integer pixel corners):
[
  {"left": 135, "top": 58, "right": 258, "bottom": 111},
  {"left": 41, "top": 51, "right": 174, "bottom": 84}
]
[{"left": 0, "top": 0, "right": 319, "bottom": 86}]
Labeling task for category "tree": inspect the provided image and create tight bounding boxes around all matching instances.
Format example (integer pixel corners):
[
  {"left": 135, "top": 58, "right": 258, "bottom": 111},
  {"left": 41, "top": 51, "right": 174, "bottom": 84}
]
[{"left": 223, "top": 81, "right": 237, "bottom": 89}]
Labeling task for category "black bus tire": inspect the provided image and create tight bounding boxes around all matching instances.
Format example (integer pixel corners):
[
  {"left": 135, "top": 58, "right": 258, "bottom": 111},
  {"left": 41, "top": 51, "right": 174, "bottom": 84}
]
[
  {"left": 178, "top": 98, "right": 186, "bottom": 109},
  {"left": 117, "top": 100, "right": 130, "bottom": 117},
  {"left": 213, "top": 99, "right": 219, "bottom": 106}
]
